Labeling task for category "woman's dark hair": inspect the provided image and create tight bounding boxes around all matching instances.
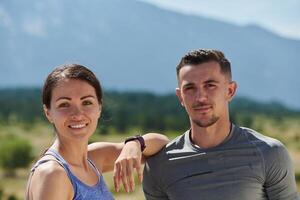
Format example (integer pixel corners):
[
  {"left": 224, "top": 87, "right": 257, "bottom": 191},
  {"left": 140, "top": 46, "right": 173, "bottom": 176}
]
[{"left": 42, "top": 64, "right": 103, "bottom": 108}]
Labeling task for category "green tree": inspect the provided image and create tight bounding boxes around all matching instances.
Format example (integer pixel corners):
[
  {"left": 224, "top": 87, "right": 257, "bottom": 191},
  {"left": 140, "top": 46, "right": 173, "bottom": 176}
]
[
  {"left": 7, "top": 194, "right": 18, "bottom": 200},
  {"left": 0, "top": 136, "right": 33, "bottom": 177},
  {"left": 0, "top": 187, "right": 3, "bottom": 200}
]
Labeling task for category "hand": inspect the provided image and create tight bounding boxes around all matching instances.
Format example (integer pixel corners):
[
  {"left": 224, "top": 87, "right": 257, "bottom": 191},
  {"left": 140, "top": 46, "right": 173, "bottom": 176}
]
[{"left": 113, "top": 140, "right": 143, "bottom": 193}]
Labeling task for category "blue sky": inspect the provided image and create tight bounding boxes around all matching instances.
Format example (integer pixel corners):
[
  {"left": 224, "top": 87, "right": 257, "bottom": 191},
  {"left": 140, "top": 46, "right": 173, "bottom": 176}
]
[{"left": 140, "top": 0, "right": 300, "bottom": 40}]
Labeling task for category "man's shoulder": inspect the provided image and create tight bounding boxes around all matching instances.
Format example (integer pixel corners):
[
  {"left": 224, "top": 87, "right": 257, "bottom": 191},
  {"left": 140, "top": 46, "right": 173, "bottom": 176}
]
[
  {"left": 238, "top": 126, "right": 282, "bottom": 145},
  {"left": 145, "top": 131, "right": 188, "bottom": 164},
  {"left": 237, "top": 126, "right": 287, "bottom": 158},
  {"left": 165, "top": 132, "right": 187, "bottom": 150}
]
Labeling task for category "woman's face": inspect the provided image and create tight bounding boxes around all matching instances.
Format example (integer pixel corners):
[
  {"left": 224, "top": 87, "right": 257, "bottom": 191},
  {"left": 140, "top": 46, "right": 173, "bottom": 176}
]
[{"left": 44, "top": 79, "right": 101, "bottom": 140}]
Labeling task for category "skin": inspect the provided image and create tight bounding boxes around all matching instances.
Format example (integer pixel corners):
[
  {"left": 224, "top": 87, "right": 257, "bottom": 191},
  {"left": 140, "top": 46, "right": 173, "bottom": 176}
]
[
  {"left": 176, "top": 61, "right": 237, "bottom": 148},
  {"left": 27, "top": 79, "right": 169, "bottom": 199}
]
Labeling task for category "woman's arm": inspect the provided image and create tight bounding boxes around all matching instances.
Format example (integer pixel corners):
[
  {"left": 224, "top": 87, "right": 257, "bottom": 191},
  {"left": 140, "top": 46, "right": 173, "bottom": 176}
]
[
  {"left": 88, "top": 133, "right": 169, "bottom": 172},
  {"left": 87, "top": 133, "right": 169, "bottom": 192},
  {"left": 142, "top": 133, "right": 170, "bottom": 157},
  {"left": 113, "top": 133, "right": 169, "bottom": 192}
]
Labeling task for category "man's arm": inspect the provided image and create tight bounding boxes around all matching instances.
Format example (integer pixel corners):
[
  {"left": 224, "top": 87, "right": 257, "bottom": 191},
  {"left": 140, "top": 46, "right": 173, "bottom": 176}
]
[{"left": 264, "top": 142, "right": 299, "bottom": 199}]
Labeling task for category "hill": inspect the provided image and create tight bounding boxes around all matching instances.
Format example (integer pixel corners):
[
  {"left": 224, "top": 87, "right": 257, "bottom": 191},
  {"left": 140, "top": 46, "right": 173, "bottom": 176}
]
[{"left": 0, "top": 0, "right": 299, "bottom": 108}]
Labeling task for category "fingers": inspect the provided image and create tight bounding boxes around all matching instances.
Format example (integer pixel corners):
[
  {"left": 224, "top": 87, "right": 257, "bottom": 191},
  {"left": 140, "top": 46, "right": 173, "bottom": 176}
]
[
  {"left": 126, "top": 158, "right": 135, "bottom": 192},
  {"left": 113, "top": 161, "right": 121, "bottom": 192},
  {"left": 114, "top": 157, "right": 140, "bottom": 193},
  {"left": 134, "top": 158, "right": 143, "bottom": 183},
  {"left": 113, "top": 141, "right": 144, "bottom": 193},
  {"left": 120, "top": 159, "right": 129, "bottom": 193}
]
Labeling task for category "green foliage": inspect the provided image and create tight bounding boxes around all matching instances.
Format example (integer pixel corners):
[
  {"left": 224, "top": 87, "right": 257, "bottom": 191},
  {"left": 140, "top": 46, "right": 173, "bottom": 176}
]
[
  {"left": 0, "top": 187, "right": 3, "bottom": 200},
  {"left": 0, "top": 88, "right": 43, "bottom": 123},
  {"left": 296, "top": 172, "right": 300, "bottom": 182},
  {"left": 100, "top": 91, "right": 189, "bottom": 132},
  {"left": 0, "top": 88, "right": 299, "bottom": 134},
  {"left": 7, "top": 194, "right": 18, "bottom": 200},
  {"left": 0, "top": 136, "right": 33, "bottom": 176}
]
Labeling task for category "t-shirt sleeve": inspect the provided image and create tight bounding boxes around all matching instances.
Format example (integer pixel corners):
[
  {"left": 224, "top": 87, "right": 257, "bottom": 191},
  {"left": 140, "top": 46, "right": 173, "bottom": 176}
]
[
  {"left": 143, "top": 160, "right": 169, "bottom": 200},
  {"left": 263, "top": 141, "right": 299, "bottom": 199}
]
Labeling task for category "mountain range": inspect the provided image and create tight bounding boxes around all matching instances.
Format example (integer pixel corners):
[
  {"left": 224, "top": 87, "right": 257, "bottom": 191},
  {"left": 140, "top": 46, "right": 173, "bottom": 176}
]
[{"left": 0, "top": 0, "right": 299, "bottom": 108}]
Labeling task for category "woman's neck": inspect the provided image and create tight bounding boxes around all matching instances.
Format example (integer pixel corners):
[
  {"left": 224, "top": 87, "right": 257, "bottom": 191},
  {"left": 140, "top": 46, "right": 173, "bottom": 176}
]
[{"left": 51, "top": 138, "right": 90, "bottom": 170}]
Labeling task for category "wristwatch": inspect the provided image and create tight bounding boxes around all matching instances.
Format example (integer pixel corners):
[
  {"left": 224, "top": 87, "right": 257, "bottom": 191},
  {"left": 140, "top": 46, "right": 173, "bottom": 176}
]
[{"left": 124, "top": 135, "right": 146, "bottom": 152}]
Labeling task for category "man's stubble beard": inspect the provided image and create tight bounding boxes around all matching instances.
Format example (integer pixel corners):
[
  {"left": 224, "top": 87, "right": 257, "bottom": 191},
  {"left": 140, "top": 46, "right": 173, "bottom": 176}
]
[{"left": 191, "top": 114, "right": 219, "bottom": 128}]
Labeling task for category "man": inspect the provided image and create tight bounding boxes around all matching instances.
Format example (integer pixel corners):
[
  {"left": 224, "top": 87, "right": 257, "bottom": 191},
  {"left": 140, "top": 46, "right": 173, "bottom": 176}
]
[{"left": 143, "top": 49, "right": 299, "bottom": 200}]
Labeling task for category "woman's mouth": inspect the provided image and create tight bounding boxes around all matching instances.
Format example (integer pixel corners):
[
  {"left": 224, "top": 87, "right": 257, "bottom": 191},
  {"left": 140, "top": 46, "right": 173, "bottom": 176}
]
[{"left": 68, "top": 123, "right": 88, "bottom": 129}]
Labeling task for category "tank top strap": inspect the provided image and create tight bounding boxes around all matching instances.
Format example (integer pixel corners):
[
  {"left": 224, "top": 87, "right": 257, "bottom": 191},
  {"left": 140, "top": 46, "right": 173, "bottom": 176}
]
[
  {"left": 30, "top": 159, "right": 54, "bottom": 172},
  {"left": 44, "top": 149, "right": 78, "bottom": 195},
  {"left": 87, "top": 158, "right": 101, "bottom": 178}
]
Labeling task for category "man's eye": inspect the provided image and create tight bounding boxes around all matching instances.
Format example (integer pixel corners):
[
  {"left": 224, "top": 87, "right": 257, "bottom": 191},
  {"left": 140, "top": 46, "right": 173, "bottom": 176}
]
[
  {"left": 83, "top": 100, "right": 93, "bottom": 106},
  {"left": 207, "top": 84, "right": 216, "bottom": 88},
  {"left": 184, "top": 87, "right": 194, "bottom": 91}
]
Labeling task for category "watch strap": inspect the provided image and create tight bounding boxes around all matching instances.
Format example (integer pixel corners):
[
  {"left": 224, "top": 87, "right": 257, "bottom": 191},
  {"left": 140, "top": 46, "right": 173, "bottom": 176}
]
[{"left": 124, "top": 135, "right": 146, "bottom": 152}]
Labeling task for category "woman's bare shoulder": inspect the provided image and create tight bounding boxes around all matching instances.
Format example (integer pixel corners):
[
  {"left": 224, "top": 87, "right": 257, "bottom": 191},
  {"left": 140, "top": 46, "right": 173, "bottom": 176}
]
[{"left": 29, "top": 157, "right": 73, "bottom": 199}]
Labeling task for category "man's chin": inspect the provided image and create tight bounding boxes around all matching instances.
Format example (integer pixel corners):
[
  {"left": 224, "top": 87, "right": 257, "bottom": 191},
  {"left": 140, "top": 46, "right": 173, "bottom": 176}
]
[{"left": 192, "top": 117, "right": 219, "bottom": 128}]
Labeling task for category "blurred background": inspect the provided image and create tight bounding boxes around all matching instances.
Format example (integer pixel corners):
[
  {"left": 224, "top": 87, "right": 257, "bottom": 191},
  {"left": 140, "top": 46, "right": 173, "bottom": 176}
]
[{"left": 0, "top": 0, "right": 299, "bottom": 199}]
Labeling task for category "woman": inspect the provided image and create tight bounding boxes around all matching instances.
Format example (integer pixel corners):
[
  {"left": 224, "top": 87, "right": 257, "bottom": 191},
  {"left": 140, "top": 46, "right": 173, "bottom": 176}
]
[{"left": 26, "top": 64, "right": 169, "bottom": 200}]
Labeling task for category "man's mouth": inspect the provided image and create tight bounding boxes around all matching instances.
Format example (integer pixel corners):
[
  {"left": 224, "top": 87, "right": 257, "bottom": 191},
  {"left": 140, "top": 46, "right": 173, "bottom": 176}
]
[{"left": 193, "top": 105, "right": 212, "bottom": 112}]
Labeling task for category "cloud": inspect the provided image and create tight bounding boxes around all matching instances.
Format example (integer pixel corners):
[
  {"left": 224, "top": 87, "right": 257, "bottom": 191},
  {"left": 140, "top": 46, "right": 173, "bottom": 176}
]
[
  {"left": 22, "top": 16, "right": 47, "bottom": 38},
  {"left": 139, "top": 0, "right": 300, "bottom": 39},
  {"left": 0, "top": 4, "right": 14, "bottom": 32}
]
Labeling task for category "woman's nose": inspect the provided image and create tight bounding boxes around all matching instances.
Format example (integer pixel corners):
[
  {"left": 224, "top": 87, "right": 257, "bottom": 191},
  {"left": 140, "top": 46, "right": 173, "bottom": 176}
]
[{"left": 70, "top": 106, "right": 84, "bottom": 120}]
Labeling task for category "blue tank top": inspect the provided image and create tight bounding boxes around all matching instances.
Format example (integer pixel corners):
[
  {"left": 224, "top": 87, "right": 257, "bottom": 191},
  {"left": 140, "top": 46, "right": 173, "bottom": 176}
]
[{"left": 30, "top": 149, "right": 114, "bottom": 200}]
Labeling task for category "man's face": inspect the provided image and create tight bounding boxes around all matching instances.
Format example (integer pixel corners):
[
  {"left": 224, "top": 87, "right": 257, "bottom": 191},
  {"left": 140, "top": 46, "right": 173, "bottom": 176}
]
[{"left": 176, "top": 61, "right": 236, "bottom": 128}]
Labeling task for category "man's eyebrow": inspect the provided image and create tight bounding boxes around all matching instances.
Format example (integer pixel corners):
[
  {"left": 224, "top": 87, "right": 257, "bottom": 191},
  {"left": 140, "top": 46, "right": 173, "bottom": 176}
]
[
  {"left": 204, "top": 79, "right": 219, "bottom": 84},
  {"left": 55, "top": 97, "right": 71, "bottom": 102},
  {"left": 182, "top": 82, "right": 195, "bottom": 88}
]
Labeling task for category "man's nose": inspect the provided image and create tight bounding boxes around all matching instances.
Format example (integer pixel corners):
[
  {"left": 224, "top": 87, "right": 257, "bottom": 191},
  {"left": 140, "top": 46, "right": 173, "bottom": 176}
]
[{"left": 195, "top": 89, "right": 208, "bottom": 102}]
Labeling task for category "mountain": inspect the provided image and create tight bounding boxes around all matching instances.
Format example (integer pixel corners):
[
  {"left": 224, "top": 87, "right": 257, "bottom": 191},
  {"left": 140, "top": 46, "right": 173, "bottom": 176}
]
[{"left": 0, "top": 0, "right": 299, "bottom": 108}]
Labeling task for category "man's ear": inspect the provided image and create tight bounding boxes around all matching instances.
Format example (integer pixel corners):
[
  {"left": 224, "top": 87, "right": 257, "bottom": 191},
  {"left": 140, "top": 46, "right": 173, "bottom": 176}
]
[
  {"left": 176, "top": 88, "right": 185, "bottom": 107},
  {"left": 43, "top": 104, "right": 53, "bottom": 123},
  {"left": 227, "top": 81, "right": 237, "bottom": 101}
]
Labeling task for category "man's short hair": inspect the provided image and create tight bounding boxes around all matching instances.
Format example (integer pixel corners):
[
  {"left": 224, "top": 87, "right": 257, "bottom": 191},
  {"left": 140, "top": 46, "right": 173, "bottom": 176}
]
[{"left": 176, "top": 49, "right": 232, "bottom": 80}]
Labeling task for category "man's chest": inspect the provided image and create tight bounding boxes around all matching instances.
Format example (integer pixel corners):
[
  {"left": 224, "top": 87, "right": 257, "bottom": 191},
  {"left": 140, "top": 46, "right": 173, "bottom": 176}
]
[{"left": 161, "top": 148, "right": 266, "bottom": 200}]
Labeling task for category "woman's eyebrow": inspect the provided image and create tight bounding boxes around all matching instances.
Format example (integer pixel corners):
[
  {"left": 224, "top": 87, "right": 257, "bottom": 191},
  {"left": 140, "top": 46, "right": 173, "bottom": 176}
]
[{"left": 81, "top": 95, "right": 96, "bottom": 100}]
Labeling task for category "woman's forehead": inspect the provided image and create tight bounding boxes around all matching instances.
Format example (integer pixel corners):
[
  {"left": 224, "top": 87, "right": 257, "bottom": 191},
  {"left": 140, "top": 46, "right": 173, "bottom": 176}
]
[{"left": 51, "top": 79, "right": 97, "bottom": 99}]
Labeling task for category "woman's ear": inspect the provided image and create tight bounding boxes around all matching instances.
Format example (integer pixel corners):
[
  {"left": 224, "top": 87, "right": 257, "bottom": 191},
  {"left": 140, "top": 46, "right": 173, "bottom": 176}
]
[
  {"left": 97, "top": 104, "right": 102, "bottom": 119},
  {"left": 43, "top": 104, "right": 53, "bottom": 123}
]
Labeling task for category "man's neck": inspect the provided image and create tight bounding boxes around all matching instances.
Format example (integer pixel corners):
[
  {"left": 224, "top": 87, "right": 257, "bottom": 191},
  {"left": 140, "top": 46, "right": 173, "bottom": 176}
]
[{"left": 190, "top": 120, "right": 232, "bottom": 149}]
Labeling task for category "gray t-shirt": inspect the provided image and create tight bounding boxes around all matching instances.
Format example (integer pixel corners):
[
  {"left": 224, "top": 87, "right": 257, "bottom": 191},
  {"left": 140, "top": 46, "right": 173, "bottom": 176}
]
[{"left": 143, "top": 124, "right": 299, "bottom": 200}]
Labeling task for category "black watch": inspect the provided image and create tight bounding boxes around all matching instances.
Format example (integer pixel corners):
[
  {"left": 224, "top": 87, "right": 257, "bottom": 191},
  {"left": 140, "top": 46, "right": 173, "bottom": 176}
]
[{"left": 124, "top": 135, "right": 146, "bottom": 152}]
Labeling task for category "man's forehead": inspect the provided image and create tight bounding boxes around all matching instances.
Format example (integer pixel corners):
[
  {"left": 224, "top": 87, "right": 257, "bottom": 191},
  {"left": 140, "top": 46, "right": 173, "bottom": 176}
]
[
  {"left": 178, "top": 62, "right": 228, "bottom": 82},
  {"left": 179, "top": 62, "right": 221, "bottom": 73}
]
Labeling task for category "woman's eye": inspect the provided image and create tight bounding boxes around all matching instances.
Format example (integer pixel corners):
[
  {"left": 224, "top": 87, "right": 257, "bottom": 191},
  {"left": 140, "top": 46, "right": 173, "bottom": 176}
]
[{"left": 83, "top": 100, "right": 93, "bottom": 106}]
